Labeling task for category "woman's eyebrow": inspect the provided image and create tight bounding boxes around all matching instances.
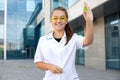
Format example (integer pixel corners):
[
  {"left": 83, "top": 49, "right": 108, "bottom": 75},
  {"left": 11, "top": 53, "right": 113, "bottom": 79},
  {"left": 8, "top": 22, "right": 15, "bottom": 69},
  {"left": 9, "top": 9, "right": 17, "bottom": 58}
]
[{"left": 52, "top": 15, "right": 66, "bottom": 17}]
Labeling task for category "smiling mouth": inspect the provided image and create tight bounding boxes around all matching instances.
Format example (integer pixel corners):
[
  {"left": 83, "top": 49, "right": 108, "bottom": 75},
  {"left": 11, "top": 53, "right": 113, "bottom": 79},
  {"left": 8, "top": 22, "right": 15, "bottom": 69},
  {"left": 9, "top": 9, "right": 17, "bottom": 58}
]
[
  {"left": 57, "top": 24, "right": 62, "bottom": 25},
  {"left": 56, "top": 24, "right": 63, "bottom": 27}
]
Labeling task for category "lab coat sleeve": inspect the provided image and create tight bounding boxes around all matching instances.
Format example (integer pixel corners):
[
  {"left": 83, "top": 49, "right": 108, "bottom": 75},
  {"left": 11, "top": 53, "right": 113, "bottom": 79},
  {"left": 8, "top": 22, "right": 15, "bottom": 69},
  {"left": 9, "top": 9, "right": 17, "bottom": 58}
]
[
  {"left": 34, "top": 38, "right": 44, "bottom": 63},
  {"left": 75, "top": 34, "right": 88, "bottom": 50}
]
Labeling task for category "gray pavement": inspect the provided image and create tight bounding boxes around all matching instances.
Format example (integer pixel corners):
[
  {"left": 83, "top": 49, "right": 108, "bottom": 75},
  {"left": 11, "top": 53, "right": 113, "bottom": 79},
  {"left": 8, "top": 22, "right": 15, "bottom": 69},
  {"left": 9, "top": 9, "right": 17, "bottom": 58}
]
[{"left": 0, "top": 60, "right": 120, "bottom": 80}]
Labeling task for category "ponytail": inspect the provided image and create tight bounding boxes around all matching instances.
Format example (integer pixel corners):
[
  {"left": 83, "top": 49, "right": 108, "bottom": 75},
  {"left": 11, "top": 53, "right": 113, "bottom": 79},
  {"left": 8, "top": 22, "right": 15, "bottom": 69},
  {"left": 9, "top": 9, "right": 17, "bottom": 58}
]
[{"left": 65, "top": 23, "right": 74, "bottom": 45}]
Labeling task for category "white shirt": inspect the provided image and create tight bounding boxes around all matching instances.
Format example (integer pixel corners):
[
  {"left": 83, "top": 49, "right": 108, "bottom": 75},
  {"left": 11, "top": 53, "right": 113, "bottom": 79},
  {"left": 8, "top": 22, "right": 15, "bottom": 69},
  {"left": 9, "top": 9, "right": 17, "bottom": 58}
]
[{"left": 34, "top": 31, "right": 88, "bottom": 80}]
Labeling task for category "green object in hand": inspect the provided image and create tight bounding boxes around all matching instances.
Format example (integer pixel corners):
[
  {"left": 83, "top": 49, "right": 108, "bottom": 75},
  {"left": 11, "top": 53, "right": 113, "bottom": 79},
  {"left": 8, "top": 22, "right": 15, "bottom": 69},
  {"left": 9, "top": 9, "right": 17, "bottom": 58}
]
[{"left": 83, "top": 7, "right": 88, "bottom": 12}]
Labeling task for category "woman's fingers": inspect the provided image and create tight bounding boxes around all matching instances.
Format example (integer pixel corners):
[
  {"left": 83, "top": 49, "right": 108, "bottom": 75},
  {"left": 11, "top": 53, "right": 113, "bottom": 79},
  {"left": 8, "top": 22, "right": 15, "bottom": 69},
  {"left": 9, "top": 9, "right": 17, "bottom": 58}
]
[
  {"left": 48, "top": 64, "right": 63, "bottom": 74},
  {"left": 52, "top": 65, "right": 63, "bottom": 74},
  {"left": 55, "top": 66, "right": 63, "bottom": 73},
  {"left": 83, "top": 2, "right": 88, "bottom": 12},
  {"left": 83, "top": 2, "right": 93, "bottom": 22}
]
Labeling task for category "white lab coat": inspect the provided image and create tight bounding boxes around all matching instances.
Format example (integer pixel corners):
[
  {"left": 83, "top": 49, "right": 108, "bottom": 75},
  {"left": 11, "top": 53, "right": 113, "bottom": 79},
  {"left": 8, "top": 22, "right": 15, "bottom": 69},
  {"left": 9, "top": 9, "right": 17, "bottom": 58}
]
[{"left": 34, "top": 31, "right": 87, "bottom": 80}]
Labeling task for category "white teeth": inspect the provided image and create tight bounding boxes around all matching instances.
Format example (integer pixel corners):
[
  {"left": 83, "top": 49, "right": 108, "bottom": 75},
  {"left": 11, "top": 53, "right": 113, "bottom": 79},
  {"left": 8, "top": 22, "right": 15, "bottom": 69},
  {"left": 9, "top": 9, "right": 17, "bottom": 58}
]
[{"left": 56, "top": 24, "right": 62, "bottom": 26}]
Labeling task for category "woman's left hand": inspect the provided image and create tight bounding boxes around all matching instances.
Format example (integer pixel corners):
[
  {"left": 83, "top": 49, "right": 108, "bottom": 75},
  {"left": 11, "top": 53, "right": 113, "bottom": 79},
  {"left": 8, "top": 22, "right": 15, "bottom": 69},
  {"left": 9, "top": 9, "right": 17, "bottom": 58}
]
[{"left": 83, "top": 2, "right": 93, "bottom": 23}]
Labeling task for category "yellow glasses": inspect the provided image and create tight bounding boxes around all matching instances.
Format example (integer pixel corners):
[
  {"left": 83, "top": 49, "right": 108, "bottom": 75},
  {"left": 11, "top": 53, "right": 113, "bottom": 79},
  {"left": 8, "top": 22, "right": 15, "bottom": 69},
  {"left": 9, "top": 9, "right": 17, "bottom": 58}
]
[{"left": 51, "top": 16, "right": 67, "bottom": 22}]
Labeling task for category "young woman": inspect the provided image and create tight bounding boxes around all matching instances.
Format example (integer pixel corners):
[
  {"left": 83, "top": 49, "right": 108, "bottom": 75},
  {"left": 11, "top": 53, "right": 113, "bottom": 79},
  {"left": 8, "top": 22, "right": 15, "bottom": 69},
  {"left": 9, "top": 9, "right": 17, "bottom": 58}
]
[{"left": 34, "top": 2, "right": 94, "bottom": 80}]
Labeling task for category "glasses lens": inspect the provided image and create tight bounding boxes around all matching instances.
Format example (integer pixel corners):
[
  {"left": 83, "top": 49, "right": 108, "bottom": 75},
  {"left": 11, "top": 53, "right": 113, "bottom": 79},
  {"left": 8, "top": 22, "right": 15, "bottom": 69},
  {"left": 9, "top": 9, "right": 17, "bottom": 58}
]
[{"left": 52, "top": 16, "right": 67, "bottom": 22}]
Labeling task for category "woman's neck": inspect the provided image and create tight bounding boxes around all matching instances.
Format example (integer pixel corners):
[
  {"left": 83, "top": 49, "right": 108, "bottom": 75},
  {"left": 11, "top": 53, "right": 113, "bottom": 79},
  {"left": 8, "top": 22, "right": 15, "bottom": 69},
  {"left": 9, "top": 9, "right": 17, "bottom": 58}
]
[{"left": 53, "top": 30, "right": 64, "bottom": 38}]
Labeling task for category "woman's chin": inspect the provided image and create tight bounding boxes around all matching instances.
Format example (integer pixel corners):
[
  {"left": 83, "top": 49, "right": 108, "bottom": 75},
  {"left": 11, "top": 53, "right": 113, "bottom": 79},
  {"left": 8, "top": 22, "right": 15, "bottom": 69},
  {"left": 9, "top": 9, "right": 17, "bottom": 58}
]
[
  {"left": 55, "top": 28, "right": 64, "bottom": 31},
  {"left": 55, "top": 27, "right": 64, "bottom": 31}
]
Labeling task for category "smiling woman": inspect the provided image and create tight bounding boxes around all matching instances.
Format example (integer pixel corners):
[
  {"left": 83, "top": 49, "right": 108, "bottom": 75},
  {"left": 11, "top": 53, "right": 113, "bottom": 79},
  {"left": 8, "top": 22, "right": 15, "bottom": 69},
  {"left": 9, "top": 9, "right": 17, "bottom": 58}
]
[{"left": 34, "top": 2, "right": 94, "bottom": 80}]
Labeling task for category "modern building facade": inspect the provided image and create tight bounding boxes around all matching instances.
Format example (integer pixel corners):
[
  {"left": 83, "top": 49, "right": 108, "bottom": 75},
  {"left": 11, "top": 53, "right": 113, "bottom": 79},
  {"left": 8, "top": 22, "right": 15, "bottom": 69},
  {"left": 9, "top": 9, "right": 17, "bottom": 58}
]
[
  {"left": 0, "top": 0, "right": 4, "bottom": 60},
  {"left": 23, "top": 3, "right": 43, "bottom": 59},
  {"left": 1, "top": 0, "right": 42, "bottom": 59},
  {"left": 36, "top": 0, "right": 120, "bottom": 70}
]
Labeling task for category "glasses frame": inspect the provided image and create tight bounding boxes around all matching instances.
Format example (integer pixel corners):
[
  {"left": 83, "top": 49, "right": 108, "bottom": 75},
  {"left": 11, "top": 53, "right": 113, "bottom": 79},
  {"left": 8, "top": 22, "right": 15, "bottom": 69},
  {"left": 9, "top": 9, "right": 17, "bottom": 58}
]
[{"left": 51, "top": 16, "right": 67, "bottom": 22}]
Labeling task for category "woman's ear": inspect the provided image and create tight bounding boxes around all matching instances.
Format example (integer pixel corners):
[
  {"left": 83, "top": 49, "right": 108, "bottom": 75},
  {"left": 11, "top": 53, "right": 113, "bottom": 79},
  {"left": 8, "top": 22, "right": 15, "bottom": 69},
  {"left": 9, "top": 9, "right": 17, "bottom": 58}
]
[{"left": 66, "top": 22, "right": 68, "bottom": 24}]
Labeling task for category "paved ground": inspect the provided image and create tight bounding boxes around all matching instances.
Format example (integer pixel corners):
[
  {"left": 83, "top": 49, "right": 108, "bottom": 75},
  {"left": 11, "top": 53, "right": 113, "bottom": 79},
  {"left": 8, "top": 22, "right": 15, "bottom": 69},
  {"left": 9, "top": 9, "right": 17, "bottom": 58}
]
[{"left": 0, "top": 60, "right": 120, "bottom": 80}]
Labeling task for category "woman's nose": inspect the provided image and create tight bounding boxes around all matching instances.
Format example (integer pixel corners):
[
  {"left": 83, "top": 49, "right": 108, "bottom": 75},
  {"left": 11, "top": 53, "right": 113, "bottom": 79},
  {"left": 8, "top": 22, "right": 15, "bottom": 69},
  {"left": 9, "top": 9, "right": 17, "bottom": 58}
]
[{"left": 57, "top": 18, "right": 61, "bottom": 22}]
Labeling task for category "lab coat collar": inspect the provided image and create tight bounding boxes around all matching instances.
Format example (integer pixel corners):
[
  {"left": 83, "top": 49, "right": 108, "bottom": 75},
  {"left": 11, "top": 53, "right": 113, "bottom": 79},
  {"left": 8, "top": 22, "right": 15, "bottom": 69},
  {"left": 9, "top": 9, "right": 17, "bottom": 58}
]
[{"left": 46, "top": 31, "right": 66, "bottom": 40}]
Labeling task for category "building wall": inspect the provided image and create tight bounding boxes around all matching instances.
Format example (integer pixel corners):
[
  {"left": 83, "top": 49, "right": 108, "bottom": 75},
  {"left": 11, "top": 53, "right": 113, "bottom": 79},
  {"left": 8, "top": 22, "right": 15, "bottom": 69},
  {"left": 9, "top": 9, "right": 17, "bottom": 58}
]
[
  {"left": 68, "top": 0, "right": 108, "bottom": 21},
  {"left": 44, "top": 0, "right": 53, "bottom": 34},
  {"left": 85, "top": 17, "right": 106, "bottom": 70},
  {"left": 40, "top": 0, "right": 109, "bottom": 34},
  {"left": 37, "top": 9, "right": 44, "bottom": 24},
  {"left": 0, "top": 0, "right": 4, "bottom": 59}
]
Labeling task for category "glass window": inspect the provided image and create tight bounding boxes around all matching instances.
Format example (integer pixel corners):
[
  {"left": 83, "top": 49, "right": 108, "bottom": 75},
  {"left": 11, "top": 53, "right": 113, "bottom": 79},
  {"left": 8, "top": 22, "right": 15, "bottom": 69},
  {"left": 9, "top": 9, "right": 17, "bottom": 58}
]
[
  {"left": 0, "top": 24, "right": 4, "bottom": 59},
  {"left": 59, "top": 0, "right": 68, "bottom": 9},
  {"left": 7, "top": 24, "right": 18, "bottom": 50},
  {"left": 17, "top": 13, "right": 27, "bottom": 25},
  {"left": 35, "top": 0, "right": 42, "bottom": 6},
  {"left": 0, "top": 25, "right": 4, "bottom": 39},
  {"left": 40, "top": 19, "right": 45, "bottom": 36},
  {"left": 112, "top": 47, "right": 119, "bottom": 57},
  {"left": 7, "top": 0, "right": 17, "bottom": 12},
  {"left": 105, "top": 12, "right": 120, "bottom": 70},
  {"left": 7, "top": 13, "right": 17, "bottom": 24},
  {"left": 105, "top": 12, "right": 119, "bottom": 24},
  {"left": 0, "top": 0, "right": 4, "bottom": 60},
  {"left": 74, "top": 26, "right": 84, "bottom": 65},
  {"left": 7, "top": 24, "right": 17, "bottom": 41},
  {"left": 51, "top": 0, "right": 68, "bottom": 12},
  {"left": 17, "top": 25, "right": 25, "bottom": 40},
  {"left": 17, "top": 0, "right": 26, "bottom": 12},
  {"left": 0, "top": 47, "right": 3, "bottom": 59},
  {"left": 68, "top": 0, "right": 79, "bottom": 8},
  {"left": 53, "top": 0, "right": 58, "bottom": 8},
  {"left": 26, "top": 0, "right": 35, "bottom": 12},
  {"left": 17, "top": 25, "right": 24, "bottom": 49},
  {"left": 112, "top": 31, "right": 119, "bottom": 37},
  {"left": 0, "top": 0, "right": 4, "bottom": 10},
  {"left": 50, "top": 0, "right": 58, "bottom": 11},
  {"left": 0, "top": 11, "right": 4, "bottom": 24},
  {"left": 7, "top": 24, "right": 23, "bottom": 50},
  {"left": 27, "top": 12, "right": 33, "bottom": 22},
  {"left": 26, "top": 25, "right": 34, "bottom": 39}
]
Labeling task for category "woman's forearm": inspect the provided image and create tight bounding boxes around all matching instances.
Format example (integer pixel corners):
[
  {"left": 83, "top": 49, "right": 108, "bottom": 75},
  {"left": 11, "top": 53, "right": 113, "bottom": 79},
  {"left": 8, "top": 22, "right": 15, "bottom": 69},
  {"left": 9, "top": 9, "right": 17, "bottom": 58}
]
[
  {"left": 83, "top": 21, "right": 94, "bottom": 46},
  {"left": 35, "top": 62, "right": 50, "bottom": 70},
  {"left": 82, "top": 2, "right": 94, "bottom": 46},
  {"left": 35, "top": 62, "right": 63, "bottom": 74}
]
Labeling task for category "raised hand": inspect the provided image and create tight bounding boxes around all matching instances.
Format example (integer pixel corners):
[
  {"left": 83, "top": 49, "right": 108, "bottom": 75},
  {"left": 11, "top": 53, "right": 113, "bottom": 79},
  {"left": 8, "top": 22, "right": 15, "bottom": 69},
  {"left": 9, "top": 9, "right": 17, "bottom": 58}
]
[{"left": 83, "top": 2, "right": 93, "bottom": 23}]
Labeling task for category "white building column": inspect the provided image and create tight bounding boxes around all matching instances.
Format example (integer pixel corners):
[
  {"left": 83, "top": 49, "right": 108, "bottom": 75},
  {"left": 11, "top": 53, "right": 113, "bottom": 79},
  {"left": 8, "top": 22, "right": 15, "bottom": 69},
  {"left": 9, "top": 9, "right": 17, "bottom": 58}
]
[
  {"left": 44, "top": 0, "right": 53, "bottom": 34},
  {"left": 4, "top": 0, "right": 7, "bottom": 60}
]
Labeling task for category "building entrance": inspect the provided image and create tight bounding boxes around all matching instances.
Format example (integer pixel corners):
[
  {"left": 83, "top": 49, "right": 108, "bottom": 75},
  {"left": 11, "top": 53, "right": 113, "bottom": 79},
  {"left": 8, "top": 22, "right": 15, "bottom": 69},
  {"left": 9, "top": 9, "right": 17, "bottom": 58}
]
[
  {"left": 105, "top": 20, "right": 120, "bottom": 70},
  {"left": 25, "top": 47, "right": 35, "bottom": 59}
]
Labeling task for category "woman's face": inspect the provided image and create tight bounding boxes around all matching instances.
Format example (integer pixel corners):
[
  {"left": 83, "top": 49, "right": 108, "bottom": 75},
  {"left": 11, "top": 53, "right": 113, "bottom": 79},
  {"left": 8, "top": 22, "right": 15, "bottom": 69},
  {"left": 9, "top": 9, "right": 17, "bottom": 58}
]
[{"left": 51, "top": 10, "right": 67, "bottom": 31}]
